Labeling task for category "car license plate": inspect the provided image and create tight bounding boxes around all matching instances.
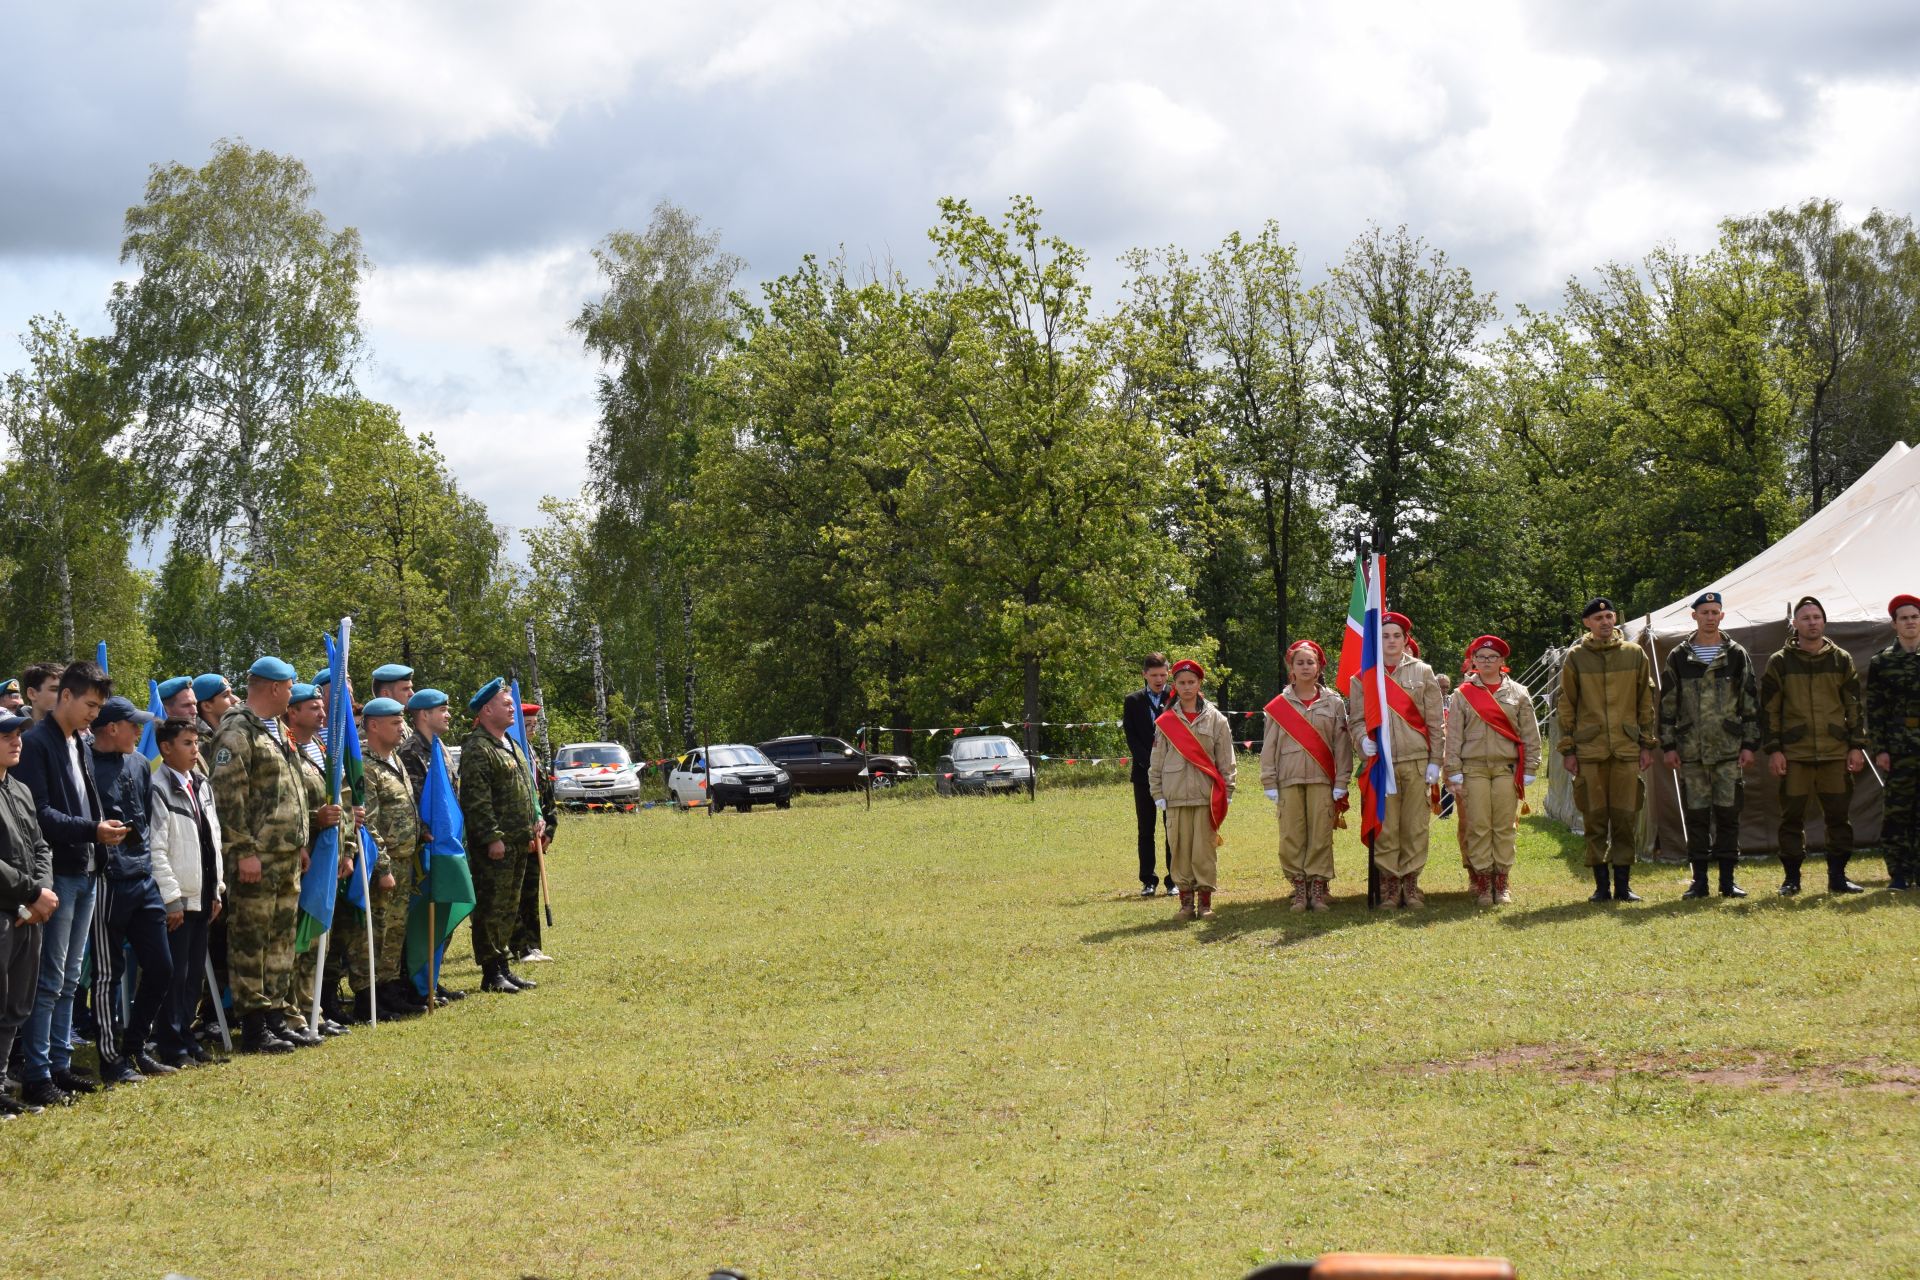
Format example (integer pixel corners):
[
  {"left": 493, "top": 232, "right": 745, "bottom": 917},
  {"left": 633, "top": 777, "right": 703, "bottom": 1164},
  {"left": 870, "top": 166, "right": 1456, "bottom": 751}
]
[{"left": 750, "top": 785, "right": 773, "bottom": 794}]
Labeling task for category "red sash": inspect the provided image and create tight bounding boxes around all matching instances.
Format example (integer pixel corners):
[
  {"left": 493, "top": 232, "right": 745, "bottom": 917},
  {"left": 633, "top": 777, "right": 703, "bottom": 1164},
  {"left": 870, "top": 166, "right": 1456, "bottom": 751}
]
[
  {"left": 1383, "top": 669, "right": 1431, "bottom": 745},
  {"left": 1155, "top": 707, "right": 1230, "bottom": 832},
  {"left": 1459, "top": 680, "right": 1531, "bottom": 811},
  {"left": 1263, "top": 691, "right": 1338, "bottom": 783}
]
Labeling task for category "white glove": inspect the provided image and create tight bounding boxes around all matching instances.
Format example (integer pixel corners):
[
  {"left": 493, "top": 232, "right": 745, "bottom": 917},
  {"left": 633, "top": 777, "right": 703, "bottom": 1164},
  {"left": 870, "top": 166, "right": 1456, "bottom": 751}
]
[
  {"left": 1524, "top": 775, "right": 1536, "bottom": 786},
  {"left": 1154, "top": 798, "right": 1165, "bottom": 810},
  {"left": 1331, "top": 787, "right": 1347, "bottom": 801},
  {"left": 1361, "top": 737, "right": 1377, "bottom": 758},
  {"left": 1448, "top": 774, "right": 1464, "bottom": 786},
  {"left": 1425, "top": 763, "right": 1440, "bottom": 785},
  {"left": 1264, "top": 788, "right": 1278, "bottom": 801}
]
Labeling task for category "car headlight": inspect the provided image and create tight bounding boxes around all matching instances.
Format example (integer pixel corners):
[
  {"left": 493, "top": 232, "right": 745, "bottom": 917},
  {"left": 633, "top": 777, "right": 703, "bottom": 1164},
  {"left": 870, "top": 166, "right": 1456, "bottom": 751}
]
[{"left": 775, "top": 769, "right": 789, "bottom": 783}]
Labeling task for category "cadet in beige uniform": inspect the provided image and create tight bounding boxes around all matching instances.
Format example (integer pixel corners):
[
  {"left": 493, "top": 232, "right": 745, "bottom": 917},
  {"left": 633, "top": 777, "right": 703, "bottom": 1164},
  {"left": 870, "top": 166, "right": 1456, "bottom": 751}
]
[
  {"left": 1347, "top": 610, "right": 1445, "bottom": 908},
  {"left": 1147, "top": 659, "right": 1237, "bottom": 921},
  {"left": 1260, "top": 640, "right": 1352, "bottom": 913},
  {"left": 1445, "top": 635, "right": 1543, "bottom": 906}
]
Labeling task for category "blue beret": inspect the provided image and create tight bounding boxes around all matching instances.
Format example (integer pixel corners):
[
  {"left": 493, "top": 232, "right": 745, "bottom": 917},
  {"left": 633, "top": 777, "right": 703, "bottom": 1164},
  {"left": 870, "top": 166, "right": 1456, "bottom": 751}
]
[
  {"left": 288, "top": 683, "right": 321, "bottom": 707},
  {"left": 406, "top": 688, "right": 449, "bottom": 712},
  {"left": 1692, "top": 591, "right": 1722, "bottom": 608},
  {"left": 371, "top": 664, "right": 413, "bottom": 683},
  {"left": 313, "top": 670, "right": 332, "bottom": 688},
  {"left": 467, "top": 677, "right": 505, "bottom": 713},
  {"left": 192, "top": 673, "right": 231, "bottom": 702},
  {"left": 249, "top": 656, "right": 297, "bottom": 681},
  {"left": 362, "top": 696, "right": 406, "bottom": 718},
  {"left": 157, "top": 676, "right": 192, "bottom": 701}
]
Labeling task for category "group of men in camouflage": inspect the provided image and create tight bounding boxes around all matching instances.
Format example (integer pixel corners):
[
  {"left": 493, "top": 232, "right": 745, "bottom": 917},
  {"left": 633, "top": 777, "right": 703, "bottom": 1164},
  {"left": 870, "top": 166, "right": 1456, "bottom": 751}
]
[
  {"left": 0, "top": 653, "right": 554, "bottom": 1115},
  {"left": 1559, "top": 592, "right": 1920, "bottom": 902}
]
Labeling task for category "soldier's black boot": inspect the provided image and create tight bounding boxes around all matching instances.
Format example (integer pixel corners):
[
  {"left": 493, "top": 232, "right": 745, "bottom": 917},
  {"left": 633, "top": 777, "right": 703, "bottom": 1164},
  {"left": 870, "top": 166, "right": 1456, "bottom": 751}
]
[
  {"left": 1682, "top": 861, "right": 1711, "bottom": 899},
  {"left": 240, "top": 1013, "right": 292, "bottom": 1055},
  {"left": 1612, "top": 865, "right": 1643, "bottom": 903},
  {"left": 501, "top": 966, "right": 537, "bottom": 991},
  {"left": 1826, "top": 855, "right": 1864, "bottom": 894},
  {"left": 1778, "top": 857, "right": 1802, "bottom": 895},
  {"left": 1888, "top": 852, "right": 1910, "bottom": 891},
  {"left": 1589, "top": 866, "right": 1611, "bottom": 902},
  {"left": 1718, "top": 859, "right": 1747, "bottom": 898},
  {"left": 480, "top": 963, "right": 520, "bottom": 994}
]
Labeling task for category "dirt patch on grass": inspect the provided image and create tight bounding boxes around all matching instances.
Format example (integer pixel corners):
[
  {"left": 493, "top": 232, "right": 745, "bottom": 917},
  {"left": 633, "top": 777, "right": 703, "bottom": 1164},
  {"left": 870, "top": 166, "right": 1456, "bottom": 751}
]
[{"left": 1410, "top": 1044, "right": 1920, "bottom": 1094}]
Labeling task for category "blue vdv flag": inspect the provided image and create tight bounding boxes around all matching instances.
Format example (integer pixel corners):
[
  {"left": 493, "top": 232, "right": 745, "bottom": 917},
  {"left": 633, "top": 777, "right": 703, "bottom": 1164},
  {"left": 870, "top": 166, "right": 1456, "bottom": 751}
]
[
  {"left": 407, "top": 737, "right": 475, "bottom": 996},
  {"left": 138, "top": 679, "right": 163, "bottom": 760},
  {"left": 295, "top": 629, "right": 352, "bottom": 950}
]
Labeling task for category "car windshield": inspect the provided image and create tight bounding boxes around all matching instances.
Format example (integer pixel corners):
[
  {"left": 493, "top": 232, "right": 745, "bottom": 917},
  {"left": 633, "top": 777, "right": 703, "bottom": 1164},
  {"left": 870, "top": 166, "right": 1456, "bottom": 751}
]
[
  {"left": 953, "top": 738, "right": 1020, "bottom": 762},
  {"left": 557, "top": 746, "right": 629, "bottom": 769},
  {"left": 711, "top": 746, "right": 772, "bottom": 768}
]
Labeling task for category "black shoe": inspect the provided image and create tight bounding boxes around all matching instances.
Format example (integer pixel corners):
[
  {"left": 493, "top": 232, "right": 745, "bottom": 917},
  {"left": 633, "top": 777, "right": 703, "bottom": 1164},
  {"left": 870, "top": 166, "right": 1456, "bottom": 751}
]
[
  {"left": 0, "top": 1092, "right": 42, "bottom": 1116},
  {"left": 100, "top": 1058, "right": 143, "bottom": 1085},
  {"left": 1890, "top": 874, "right": 1910, "bottom": 891},
  {"left": 480, "top": 965, "right": 520, "bottom": 994},
  {"left": 317, "top": 1018, "right": 350, "bottom": 1037},
  {"left": 501, "top": 968, "right": 537, "bottom": 990},
  {"left": 1589, "top": 865, "right": 1611, "bottom": 903},
  {"left": 240, "top": 1014, "right": 294, "bottom": 1055},
  {"left": 434, "top": 984, "right": 465, "bottom": 1003},
  {"left": 22, "top": 1078, "right": 71, "bottom": 1107},
  {"left": 381, "top": 981, "right": 428, "bottom": 1013},
  {"left": 1139, "top": 884, "right": 1157, "bottom": 898},
  {"left": 1612, "top": 867, "right": 1643, "bottom": 903},
  {"left": 1719, "top": 862, "right": 1748, "bottom": 899},
  {"left": 1779, "top": 858, "right": 1802, "bottom": 895},
  {"left": 1163, "top": 878, "right": 1177, "bottom": 895},
  {"left": 51, "top": 1068, "right": 98, "bottom": 1095},
  {"left": 268, "top": 1015, "right": 322, "bottom": 1047},
  {"left": 1682, "top": 861, "right": 1711, "bottom": 899},
  {"left": 157, "top": 1052, "right": 195, "bottom": 1070},
  {"left": 1827, "top": 857, "right": 1864, "bottom": 894},
  {"left": 186, "top": 1039, "right": 218, "bottom": 1063},
  {"left": 131, "top": 1052, "right": 178, "bottom": 1077}
]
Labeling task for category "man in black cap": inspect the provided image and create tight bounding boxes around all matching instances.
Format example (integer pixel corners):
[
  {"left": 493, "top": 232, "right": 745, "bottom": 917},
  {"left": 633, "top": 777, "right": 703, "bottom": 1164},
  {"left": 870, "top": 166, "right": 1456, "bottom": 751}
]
[
  {"left": 1761, "top": 597, "right": 1867, "bottom": 894},
  {"left": 1557, "top": 598, "right": 1657, "bottom": 902},
  {"left": 88, "top": 695, "right": 177, "bottom": 1082},
  {"left": 1659, "top": 592, "right": 1760, "bottom": 899}
]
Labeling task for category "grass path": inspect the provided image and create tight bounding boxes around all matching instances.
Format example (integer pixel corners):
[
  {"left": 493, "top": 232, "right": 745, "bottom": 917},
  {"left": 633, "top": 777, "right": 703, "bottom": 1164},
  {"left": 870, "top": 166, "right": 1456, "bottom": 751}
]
[{"left": 6, "top": 784, "right": 1918, "bottom": 1279}]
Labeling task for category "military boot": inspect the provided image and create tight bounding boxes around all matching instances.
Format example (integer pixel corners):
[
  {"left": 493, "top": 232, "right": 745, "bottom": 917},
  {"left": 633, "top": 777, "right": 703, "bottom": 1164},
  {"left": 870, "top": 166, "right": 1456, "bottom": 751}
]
[
  {"left": 1589, "top": 865, "right": 1612, "bottom": 903},
  {"left": 1827, "top": 855, "right": 1864, "bottom": 894},
  {"left": 1287, "top": 879, "right": 1309, "bottom": 913},
  {"left": 1176, "top": 889, "right": 1194, "bottom": 920},
  {"left": 1493, "top": 871, "right": 1513, "bottom": 904},
  {"left": 1682, "top": 861, "right": 1711, "bottom": 899},
  {"left": 1400, "top": 874, "right": 1425, "bottom": 909},
  {"left": 240, "top": 1013, "right": 292, "bottom": 1055},
  {"left": 480, "top": 963, "right": 520, "bottom": 994},
  {"left": 1196, "top": 890, "right": 1215, "bottom": 919},
  {"left": 1778, "top": 857, "right": 1802, "bottom": 895},
  {"left": 1612, "top": 866, "right": 1643, "bottom": 903},
  {"left": 1717, "top": 859, "right": 1745, "bottom": 897},
  {"left": 1472, "top": 871, "right": 1494, "bottom": 907}
]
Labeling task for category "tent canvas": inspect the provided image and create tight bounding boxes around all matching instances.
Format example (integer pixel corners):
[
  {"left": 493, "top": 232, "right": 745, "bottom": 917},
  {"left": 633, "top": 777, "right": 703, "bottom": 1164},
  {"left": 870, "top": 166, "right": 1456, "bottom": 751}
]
[{"left": 1544, "top": 441, "right": 1917, "bottom": 859}]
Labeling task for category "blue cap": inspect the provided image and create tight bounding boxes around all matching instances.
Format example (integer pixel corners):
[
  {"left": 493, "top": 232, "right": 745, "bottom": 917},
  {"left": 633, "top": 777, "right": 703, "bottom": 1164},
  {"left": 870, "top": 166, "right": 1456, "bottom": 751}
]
[
  {"left": 406, "top": 688, "right": 449, "bottom": 712},
  {"left": 1692, "top": 591, "right": 1723, "bottom": 608},
  {"left": 288, "top": 683, "right": 321, "bottom": 707},
  {"left": 157, "top": 676, "right": 192, "bottom": 701},
  {"left": 249, "top": 656, "right": 297, "bottom": 682},
  {"left": 467, "top": 677, "right": 505, "bottom": 713},
  {"left": 0, "top": 710, "right": 29, "bottom": 733},
  {"left": 192, "top": 673, "right": 231, "bottom": 702},
  {"left": 362, "top": 696, "right": 405, "bottom": 718},
  {"left": 371, "top": 664, "right": 413, "bottom": 684},
  {"left": 95, "top": 696, "right": 157, "bottom": 728}
]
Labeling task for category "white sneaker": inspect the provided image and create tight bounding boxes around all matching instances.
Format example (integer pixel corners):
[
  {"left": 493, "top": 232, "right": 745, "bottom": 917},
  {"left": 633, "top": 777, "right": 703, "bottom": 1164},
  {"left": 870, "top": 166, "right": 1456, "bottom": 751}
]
[{"left": 520, "top": 949, "right": 554, "bottom": 963}]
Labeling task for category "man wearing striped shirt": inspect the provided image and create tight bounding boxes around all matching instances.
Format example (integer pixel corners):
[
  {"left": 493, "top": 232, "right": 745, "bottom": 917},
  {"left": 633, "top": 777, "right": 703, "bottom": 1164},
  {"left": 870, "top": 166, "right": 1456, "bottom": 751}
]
[{"left": 1659, "top": 592, "right": 1760, "bottom": 899}]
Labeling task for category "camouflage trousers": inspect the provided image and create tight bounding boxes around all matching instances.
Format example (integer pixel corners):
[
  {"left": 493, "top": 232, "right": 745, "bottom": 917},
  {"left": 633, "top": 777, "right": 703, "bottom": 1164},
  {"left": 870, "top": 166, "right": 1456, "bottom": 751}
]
[
  {"left": 1678, "top": 758, "right": 1745, "bottom": 862},
  {"left": 227, "top": 850, "right": 300, "bottom": 1017},
  {"left": 511, "top": 846, "right": 542, "bottom": 956},
  {"left": 375, "top": 850, "right": 420, "bottom": 984},
  {"left": 469, "top": 841, "right": 529, "bottom": 969},
  {"left": 1574, "top": 758, "right": 1642, "bottom": 867},
  {"left": 1881, "top": 758, "right": 1920, "bottom": 879},
  {"left": 1778, "top": 760, "right": 1854, "bottom": 862}
]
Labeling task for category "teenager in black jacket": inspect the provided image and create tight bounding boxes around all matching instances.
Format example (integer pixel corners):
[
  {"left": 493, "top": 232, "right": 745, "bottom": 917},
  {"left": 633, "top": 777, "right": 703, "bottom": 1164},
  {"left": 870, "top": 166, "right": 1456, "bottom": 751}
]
[{"left": 1121, "top": 654, "right": 1175, "bottom": 896}]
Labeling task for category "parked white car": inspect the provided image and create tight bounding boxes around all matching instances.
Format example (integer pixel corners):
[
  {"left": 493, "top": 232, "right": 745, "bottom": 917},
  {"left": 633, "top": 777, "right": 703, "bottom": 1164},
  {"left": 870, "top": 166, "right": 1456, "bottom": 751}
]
[
  {"left": 667, "top": 744, "right": 792, "bottom": 811},
  {"left": 552, "top": 742, "right": 642, "bottom": 807}
]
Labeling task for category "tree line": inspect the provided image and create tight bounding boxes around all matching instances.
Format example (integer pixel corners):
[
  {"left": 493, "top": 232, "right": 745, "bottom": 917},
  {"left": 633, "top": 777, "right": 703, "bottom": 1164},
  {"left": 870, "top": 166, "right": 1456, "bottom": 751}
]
[{"left": 5, "top": 139, "right": 1917, "bottom": 762}]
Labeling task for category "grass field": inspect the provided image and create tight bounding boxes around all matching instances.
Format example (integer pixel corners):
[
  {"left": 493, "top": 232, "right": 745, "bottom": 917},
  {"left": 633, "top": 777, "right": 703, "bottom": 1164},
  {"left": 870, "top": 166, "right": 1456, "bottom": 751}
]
[{"left": 6, "top": 780, "right": 1919, "bottom": 1279}]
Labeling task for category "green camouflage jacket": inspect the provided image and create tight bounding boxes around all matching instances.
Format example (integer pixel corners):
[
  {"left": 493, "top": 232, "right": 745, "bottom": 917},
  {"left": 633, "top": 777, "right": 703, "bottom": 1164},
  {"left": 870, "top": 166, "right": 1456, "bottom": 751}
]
[
  {"left": 1760, "top": 638, "right": 1865, "bottom": 762},
  {"left": 459, "top": 727, "right": 535, "bottom": 848},
  {"left": 1658, "top": 636, "right": 1761, "bottom": 764},
  {"left": 209, "top": 705, "right": 310, "bottom": 865},
  {"left": 363, "top": 752, "right": 418, "bottom": 876},
  {"left": 1865, "top": 640, "right": 1920, "bottom": 759}
]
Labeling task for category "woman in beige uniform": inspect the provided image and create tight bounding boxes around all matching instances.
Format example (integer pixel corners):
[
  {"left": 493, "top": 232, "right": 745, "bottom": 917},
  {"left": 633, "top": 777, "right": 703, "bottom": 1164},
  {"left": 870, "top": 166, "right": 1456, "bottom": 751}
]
[
  {"left": 1259, "top": 640, "right": 1352, "bottom": 912},
  {"left": 1444, "top": 635, "right": 1543, "bottom": 906},
  {"left": 1147, "top": 659, "right": 1237, "bottom": 920}
]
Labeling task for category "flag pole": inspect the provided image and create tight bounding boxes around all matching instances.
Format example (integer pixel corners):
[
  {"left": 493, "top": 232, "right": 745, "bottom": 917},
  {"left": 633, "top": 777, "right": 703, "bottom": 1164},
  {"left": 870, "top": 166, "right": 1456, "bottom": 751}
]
[
  {"left": 424, "top": 897, "right": 437, "bottom": 1014},
  {"left": 203, "top": 953, "right": 231, "bottom": 1052},
  {"left": 1360, "top": 536, "right": 1380, "bottom": 912}
]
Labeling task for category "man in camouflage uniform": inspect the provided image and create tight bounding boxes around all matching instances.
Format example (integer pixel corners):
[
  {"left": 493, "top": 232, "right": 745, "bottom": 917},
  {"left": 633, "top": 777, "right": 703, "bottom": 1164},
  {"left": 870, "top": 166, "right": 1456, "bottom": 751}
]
[
  {"left": 192, "top": 673, "right": 236, "bottom": 777},
  {"left": 459, "top": 678, "right": 544, "bottom": 994},
  {"left": 1761, "top": 596, "right": 1868, "bottom": 895},
  {"left": 512, "top": 702, "right": 555, "bottom": 963},
  {"left": 208, "top": 657, "right": 308, "bottom": 1054},
  {"left": 283, "top": 684, "right": 348, "bottom": 1038},
  {"left": 400, "top": 690, "right": 450, "bottom": 801},
  {"left": 1659, "top": 592, "right": 1760, "bottom": 900},
  {"left": 1866, "top": 594, "right": 1920, "bottom": 892},
  {"left": 361, "top": 697, "right": 428, "bottom": 1015},
  {"left": 1558, "top": 597, "right": 1658, "bottom": 903}
]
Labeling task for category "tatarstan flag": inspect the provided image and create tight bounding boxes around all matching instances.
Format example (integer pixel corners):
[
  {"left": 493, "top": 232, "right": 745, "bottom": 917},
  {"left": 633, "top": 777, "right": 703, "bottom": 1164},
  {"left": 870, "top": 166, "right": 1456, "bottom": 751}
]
[
  {"left": 1335, "top": 555, "right": 1367, "bottom": 695},
  {"left": 406, "top": 736, "right": 475, "bottom": 997}
]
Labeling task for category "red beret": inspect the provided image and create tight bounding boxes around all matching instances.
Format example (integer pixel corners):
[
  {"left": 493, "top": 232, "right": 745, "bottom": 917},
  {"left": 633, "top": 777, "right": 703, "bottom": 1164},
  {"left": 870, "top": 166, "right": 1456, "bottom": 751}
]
[
  {"left": 520, "top": 702, "right": 543, "bottom": 716},
  {"left": 1469, "top": 634, "right": 1510, "bottom": 658},
  {"left": 1891, "top": 595, "right": 1920, "bottom": 618},
  {"left": 1382, "top": 611, "right": 1412, "bottom": 634},
  {"left": 1169, "top": 659, "right": 1205, "bottom": 681},
  {"left": 1287, "top": 639, "right": 1327, "bottom": 668},
  {"left": 1406, "top": 637, "right": 1422, "bottom": 657}
]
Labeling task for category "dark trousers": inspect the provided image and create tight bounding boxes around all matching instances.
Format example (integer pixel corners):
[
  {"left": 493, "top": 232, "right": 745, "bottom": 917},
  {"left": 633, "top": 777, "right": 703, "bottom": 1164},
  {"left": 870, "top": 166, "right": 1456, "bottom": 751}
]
[
  {"left": 98, "top": 877, "right": 174, "bottom": 1062},
  {"left": 154, "top": 909, "right": 210, "bottom": 1059},
  {"left": 511, "top": 849, "right": 543, "bottom": 955},
  {"left": 0, "top": 920, "right": 41, "bottom": 1074},
  {"left": 1131, "top": 767, "right": 1170, "bottom": 887}
]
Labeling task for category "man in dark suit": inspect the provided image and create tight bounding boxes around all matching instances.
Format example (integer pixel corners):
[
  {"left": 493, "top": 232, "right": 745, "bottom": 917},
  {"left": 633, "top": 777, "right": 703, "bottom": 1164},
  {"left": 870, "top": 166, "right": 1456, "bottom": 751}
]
[{"left": 1122, "top": 654, "right": 1175, "bottom": 896}]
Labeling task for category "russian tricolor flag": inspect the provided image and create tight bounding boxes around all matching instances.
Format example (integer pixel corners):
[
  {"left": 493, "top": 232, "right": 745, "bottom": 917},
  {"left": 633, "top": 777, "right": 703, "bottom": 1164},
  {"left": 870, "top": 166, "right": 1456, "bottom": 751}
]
[{"left": 1357, "top": 553, "right": 1395, "bottom": 847}]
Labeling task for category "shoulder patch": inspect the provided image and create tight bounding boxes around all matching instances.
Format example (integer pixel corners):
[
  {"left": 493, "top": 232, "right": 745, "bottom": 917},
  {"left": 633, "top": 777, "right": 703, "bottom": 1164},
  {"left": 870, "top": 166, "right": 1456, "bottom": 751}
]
[{"left": 214, "top": 747, "right": 233, "bottom": 766}]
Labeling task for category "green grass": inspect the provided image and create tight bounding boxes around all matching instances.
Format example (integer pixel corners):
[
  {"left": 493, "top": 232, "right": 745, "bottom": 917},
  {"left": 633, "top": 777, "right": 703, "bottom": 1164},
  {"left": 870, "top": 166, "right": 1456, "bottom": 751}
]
[{"left": 7, "top": 782, "right": 1920, "bottom": 1279}]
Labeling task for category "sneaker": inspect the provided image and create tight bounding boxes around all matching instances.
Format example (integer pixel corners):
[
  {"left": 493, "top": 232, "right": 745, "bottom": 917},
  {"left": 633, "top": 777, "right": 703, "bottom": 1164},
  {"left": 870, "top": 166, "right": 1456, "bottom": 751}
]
[
  {"left": 51, "top": 1068, "right": 99, "bottom": 1095},
  {"left": 22, "top": 1078, "right": 71, "bottom": 1108},
  {"left": 0, "top": 1092, "right": 42, "bottom": 1117},
  {"left": 100, "top": 1059, "right": 143, "bottom": 1086},
  {"left": 520, "top": 948, "right": 553, "bottom": 963},
  {"left": 1139, "top": 884, "right": 1157, "bottom": 898}
]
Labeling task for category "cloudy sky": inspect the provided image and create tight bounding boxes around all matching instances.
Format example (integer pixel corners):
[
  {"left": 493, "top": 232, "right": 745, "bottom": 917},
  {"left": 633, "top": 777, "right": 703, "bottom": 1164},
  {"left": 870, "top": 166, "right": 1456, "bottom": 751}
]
[{"left": 5, "top": 1, "right": 1919, "bottom": 555}]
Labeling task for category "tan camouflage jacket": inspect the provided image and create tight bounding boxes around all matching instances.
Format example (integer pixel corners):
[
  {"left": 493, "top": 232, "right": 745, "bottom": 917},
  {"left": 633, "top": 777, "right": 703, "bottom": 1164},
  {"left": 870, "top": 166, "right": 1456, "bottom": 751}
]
[
  {"left": 209, "top": 705, "right": 310, "bottom": 868},
  {"left": 363, "top": 752, "right": 418, "bottom": 877}
]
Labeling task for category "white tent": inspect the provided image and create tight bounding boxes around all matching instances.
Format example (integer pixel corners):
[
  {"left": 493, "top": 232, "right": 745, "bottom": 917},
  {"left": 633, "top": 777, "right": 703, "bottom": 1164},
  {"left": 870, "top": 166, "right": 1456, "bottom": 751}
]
[{"left": 1545, "top": 441, "right": 1918, "bottom": 857}]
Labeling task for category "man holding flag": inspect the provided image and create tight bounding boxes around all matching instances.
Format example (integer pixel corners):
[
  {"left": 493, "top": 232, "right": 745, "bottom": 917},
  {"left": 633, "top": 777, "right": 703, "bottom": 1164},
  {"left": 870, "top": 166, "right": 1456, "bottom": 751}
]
[
  {"left": 1347, "top": 609, "right": 1444, "bottom": 908},
  {"left": 284, "top": 683, "right": 346, "bottom": 1041},
  {"left": 406, "top": 688, "right": 473, "bottom": 1004},
  {"left": 361, "top": 697, "right": 428, "bottom": 1016},
  {"left": 459, "top": 678, "right": 544, "bottom": 992}
]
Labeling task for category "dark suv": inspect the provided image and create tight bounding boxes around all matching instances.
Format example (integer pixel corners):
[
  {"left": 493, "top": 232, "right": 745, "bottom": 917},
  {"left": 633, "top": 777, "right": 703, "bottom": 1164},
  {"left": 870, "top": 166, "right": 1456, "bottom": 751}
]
[{"left": 758, "top": 735, "right": 917, "bottom": 790}]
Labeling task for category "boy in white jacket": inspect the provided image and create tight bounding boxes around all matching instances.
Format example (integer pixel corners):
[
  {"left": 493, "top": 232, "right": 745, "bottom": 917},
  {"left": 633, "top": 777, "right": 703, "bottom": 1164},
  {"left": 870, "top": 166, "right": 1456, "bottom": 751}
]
[{"left": 148, "top": 719, "right": 226, "bottom": 1066}]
